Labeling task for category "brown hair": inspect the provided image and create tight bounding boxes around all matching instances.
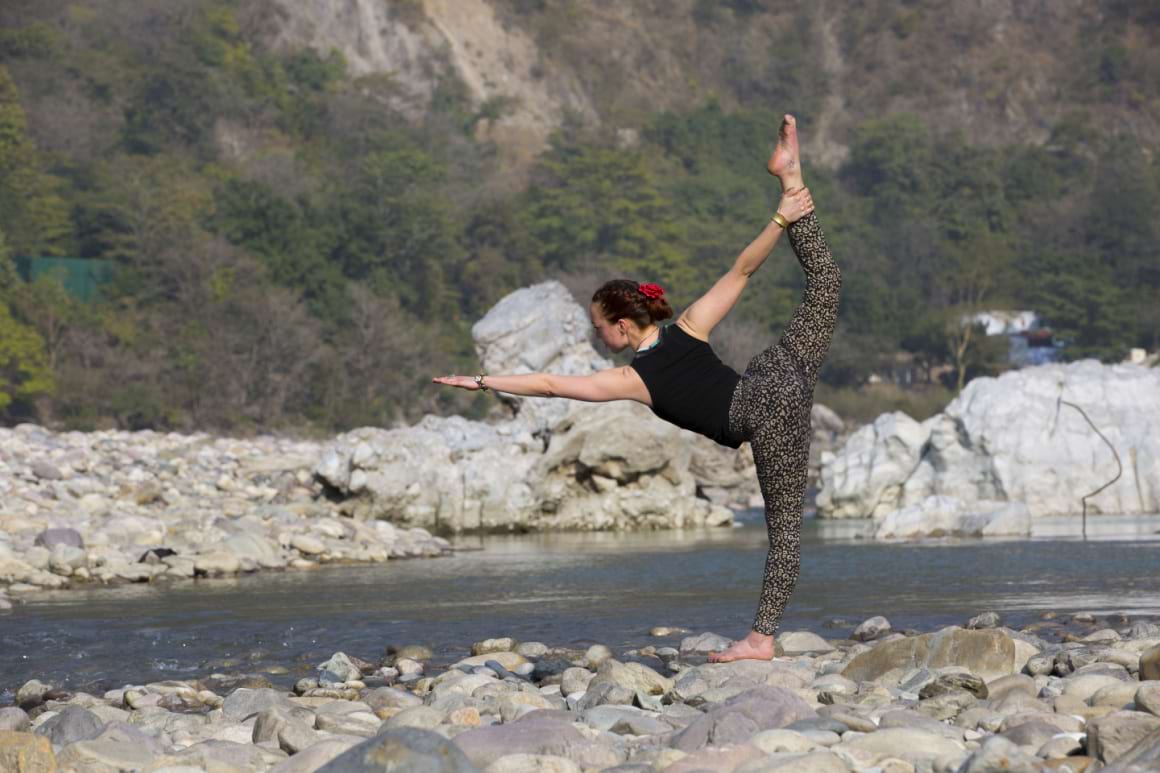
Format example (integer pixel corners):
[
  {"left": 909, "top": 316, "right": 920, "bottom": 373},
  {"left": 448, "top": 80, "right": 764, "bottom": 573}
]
[{"left": 592, "top": 279, "right": 673, "bottom": 327}]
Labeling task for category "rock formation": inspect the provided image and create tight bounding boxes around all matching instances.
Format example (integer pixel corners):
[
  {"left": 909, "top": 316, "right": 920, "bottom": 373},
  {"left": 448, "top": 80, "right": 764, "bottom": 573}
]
[{"left": 818, "top": 360, "right": 1160, "bottom": 521}]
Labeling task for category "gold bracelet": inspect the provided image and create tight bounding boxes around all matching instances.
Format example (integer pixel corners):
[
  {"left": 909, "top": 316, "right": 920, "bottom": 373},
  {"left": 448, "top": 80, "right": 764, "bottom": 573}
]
[
  {"left": 474, "top": 374, "right": 489, "bottom": 391},
  {"left": 771, "top": 212, "right": 790, "bottom": 229}
]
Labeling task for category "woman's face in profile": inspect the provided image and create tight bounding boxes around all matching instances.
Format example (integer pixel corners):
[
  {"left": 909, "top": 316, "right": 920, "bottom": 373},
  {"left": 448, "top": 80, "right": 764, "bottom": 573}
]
[{"left": 590, "top": 303, "right": 628, "bottom": 353}]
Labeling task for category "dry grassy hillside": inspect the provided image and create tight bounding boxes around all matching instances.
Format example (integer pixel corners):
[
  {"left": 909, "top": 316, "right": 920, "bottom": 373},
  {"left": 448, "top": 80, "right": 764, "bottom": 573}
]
[{"left": 251, "top": 0, "right": 1160, "bottom": 170}]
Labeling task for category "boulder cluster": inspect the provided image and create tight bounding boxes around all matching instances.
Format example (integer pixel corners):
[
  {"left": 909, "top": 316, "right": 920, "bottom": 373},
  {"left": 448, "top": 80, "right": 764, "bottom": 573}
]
[
  {"left": 316, "top": 281, "right": 848, "bottom": 532},
  {"left": 3, "top": 613, "right": 1160, "bottom": 771},
  {"left": 819, "top": 360, "right": 1160, "bottom": 537},
  {"left": 0, "top": 424, "right": 451, "bottom": 594}
]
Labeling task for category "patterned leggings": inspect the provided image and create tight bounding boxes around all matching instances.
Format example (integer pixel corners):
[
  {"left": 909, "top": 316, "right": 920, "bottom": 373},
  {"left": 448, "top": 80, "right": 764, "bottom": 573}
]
[{"left": 727, "top": 212, "right": 841, "bottom": 636}]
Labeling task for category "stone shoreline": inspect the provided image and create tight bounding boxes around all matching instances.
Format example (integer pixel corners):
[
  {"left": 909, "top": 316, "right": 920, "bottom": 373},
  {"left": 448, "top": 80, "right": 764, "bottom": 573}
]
[
  {"left": 0, "top": 424, "right": 453, "bottom": 596},
  {"left": 3, "top": 612, "right": 1159, "bottom": 772}
]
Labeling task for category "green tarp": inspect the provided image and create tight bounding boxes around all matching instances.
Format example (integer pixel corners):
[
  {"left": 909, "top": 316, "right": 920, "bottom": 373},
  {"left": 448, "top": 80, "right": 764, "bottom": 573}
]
[{"left": 13, "top": 256, "right": 116, "bottom": 302}]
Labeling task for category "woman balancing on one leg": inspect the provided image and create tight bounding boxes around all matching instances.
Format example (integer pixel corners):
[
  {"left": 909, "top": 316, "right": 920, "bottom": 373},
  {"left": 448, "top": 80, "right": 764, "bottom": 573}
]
[{"left": 434, "top": 114, "right": 841, "bottom": 664}]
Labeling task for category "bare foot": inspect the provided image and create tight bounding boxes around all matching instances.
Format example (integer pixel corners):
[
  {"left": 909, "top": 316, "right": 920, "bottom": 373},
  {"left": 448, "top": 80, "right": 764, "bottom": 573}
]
[
  {"left": 707, "top": 630, "right": 776, "bottom": 663},
  {"left": 766, "top": 113, "right": 803, "bottom": 191}
]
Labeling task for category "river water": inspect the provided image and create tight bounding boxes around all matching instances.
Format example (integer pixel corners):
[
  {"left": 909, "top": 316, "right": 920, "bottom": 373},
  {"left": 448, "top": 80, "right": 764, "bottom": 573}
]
[{"left": 2, "top": 513, "right": 1159, "bottom": 703}]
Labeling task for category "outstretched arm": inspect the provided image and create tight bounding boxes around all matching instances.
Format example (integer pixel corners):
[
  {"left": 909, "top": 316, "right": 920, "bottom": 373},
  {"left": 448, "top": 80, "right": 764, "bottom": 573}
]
[
  {"left": 677, "top": 187, "right": 814, "bottom": 342},
  {"left": 433, "top": 366, "right": 651, "bottom": 404}
]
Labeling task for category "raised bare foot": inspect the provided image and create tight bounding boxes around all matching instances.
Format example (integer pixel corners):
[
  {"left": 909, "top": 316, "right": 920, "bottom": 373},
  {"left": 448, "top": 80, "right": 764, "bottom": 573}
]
[
  {"left": 707, "top": 631, "right": 776, "bottom": 663},
  {"left": 766, "top": 113, "right": 803, "bottom": 191}
]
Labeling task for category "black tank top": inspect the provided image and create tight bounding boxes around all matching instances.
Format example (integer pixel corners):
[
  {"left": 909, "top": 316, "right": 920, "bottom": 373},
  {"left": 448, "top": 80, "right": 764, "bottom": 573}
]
[{"left": 630, "top": 324, "right": 744, "bottom": 448}]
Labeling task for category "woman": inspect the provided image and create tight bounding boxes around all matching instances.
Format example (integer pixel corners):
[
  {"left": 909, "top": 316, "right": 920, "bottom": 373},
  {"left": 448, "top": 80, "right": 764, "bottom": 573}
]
[{"left": 434, "top": 115, "right": 841, "bottom": 663}]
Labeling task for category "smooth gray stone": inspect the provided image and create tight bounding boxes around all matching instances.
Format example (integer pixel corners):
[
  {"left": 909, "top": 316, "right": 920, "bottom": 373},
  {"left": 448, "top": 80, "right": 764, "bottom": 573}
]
[
  {"left": 608, "top": 715, "right": 670, "bottom": 736},
  {"left": 511, "top": 709, "right": 575, "bottom": 725},
  {"left": 1127, "top": 622, "right": 1160, "bottom": 640},
  {"left": 221, "top": 687, "right": 292, "bottom": 721},
  {"left": 898, "top": 668, "right": 935, "bottom": 693},
  {"left": 575, "top": 681, "right": 634, "bottom": 710},
  {"left": 581, "top": 706, "right": 651, "bottom": 733},
  {"left": 1141, "top": 644, "right": 1160, "bottom": 681},
  {"left": 671, "top": 685, "right": 817, "bottom": 753},
  {"left": 967, "top": 611, "right": 1002, "bottom": 629},
  {"left": 33, "top": 527, "right": 83, "bottom": 549},
  {"left": 798, "top": 729, "right": 841, "bottom": 747},
  {"left": 842, "top": 627, "right": 1016, "bottom": 684},
  {"left": 878, "top": 708, "right": 964, "bottom": 740},
  {"left": 785, "top": 717, "right": 847, "bottom": 734},
  {"left": 985, "top": 674, "right": 1037, "bottom": 704},
  {"left": 363, "top": 686, "right": 423, "bottom": 711},
  {"left": 30, "top": 460, "right": 64, "bottom": 480},
  {"left": 532, "top": 657, "right": 574, "bottom": 682},
  {"left": 451, "top": 716, "right": 622, "bottom": 769},
  {"left": 92, "top": 720, "right": 165, "bottom": 755},
  {"left": 34, "top": 704, "right": 105, "bottom": 747},
  {"left": 484, "top": 660, "right": 519, "bottom": 680},
  {"left": 1038, "top": 734, "right": 1083, "bottom": 759},
  {"left": 269, "top": 738, "right": 363, "bottom": 773},
  {"left": 851, "top": 616, "right": 891, "bottom": 641},
  {"left": 0, "top": 707, "right": 30, "bottom": 732},
  {"left": 818, "top": 709, "right": 876, "bottom": 733},
  {"left": 957, "top": 735, "right": 1041, "bottom": 773},
  {"left": 1137, "top": 682, "right": 1160, "bottom": 717},
  {"left": 1001, "top": 719, "right": 1062, "bottom": 749},
  {"left": 1088, "top": 711, "right": 1160, "bottom": 763},
  {"left": 173, "top": 739, "right": 287, "bottom": 770},
  {"left": 253, "top": 705, "right": 316, "bottom": 745},
  {"left": 1108, "top": 726, "right": 1160, "bottom": 772},
  {"left": 919, "top": 672, "right": 988, "bottom": 699}
]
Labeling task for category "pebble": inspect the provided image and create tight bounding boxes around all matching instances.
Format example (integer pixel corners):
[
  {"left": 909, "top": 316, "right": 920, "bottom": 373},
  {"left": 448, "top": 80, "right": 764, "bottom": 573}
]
[{"left": 2, "top": 619, "right": 1157, "bottom": 772}]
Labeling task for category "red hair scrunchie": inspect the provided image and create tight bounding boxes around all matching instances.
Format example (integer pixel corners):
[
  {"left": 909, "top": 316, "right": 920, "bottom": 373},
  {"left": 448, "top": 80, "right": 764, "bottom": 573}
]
[{"left": 638, "top": 283, "right": 665, "bottom": 300}]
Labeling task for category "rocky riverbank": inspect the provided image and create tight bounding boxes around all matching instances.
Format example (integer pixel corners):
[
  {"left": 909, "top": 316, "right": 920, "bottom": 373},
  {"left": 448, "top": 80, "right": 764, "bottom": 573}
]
[
  {"left": 3, "top": 612, "right": 1160, "bottom": 772},
  {"left": 0, "top": 424, "right": 452, "bottom": 595},
  {"left": 1, "top": 280, "right": 853, "bottom": 597}
]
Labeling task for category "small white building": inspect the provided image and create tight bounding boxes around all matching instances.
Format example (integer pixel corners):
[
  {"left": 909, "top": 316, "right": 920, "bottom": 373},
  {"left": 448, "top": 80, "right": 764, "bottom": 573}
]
[
  {"left": 963, "top": 310, "right": 1063, "bottom": 367},
  {"left": 964, "top": 310, "right": 1041, "bottom": 336}
]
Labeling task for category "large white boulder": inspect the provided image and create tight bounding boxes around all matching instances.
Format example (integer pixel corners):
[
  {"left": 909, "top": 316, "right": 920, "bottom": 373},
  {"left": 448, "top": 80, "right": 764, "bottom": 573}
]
[
  {"left": 315, "top": 282, "right": 752, "bottom": 531},
  {"left": 533, "top": 402, "right": 733, "bottom": 530},
  {"left": 816, "top": 411, "right": 930, "bottom": 519},
  {"left": 314, "top": 417, "right": 541, "bottom": 532},
  {"left": 819, "top": 360, "right": 1160, "bottom": 519},
  {"left": 315, "top": 403, "right": 735, "bottom": 532},
  {"left": 472, "top": 281, "right": 612, "bottom": 435}
]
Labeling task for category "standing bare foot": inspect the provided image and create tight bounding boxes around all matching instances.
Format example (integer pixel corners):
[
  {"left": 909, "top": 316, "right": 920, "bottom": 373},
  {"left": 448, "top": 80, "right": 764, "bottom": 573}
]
[
  {"left": 707, "top": 630, "right": 776, "bottom": 663},
  {"left": 766, "top": 113, "right": 804, "bottom": 191}
]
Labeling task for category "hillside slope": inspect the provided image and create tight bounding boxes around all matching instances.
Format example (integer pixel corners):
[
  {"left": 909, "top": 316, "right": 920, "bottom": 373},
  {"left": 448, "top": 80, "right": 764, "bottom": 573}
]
[{"left": 251, "top": 0, "right": 1160, "bottom": 169}]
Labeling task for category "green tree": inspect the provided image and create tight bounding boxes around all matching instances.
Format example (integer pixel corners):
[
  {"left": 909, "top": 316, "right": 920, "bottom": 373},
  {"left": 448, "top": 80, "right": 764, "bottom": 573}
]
[
  {"left": 843, "top": 114, "right": 933, "bottom": 220},
  {"left": 9, "top": 272, "right": 80, "bottom": 371},
  {"left": 0, "top": 65, "right": 72, "bottom": 255},
  {"left": 0, "top": 302, "right": 54, "bottom": 413},
  {"left": 939, "top": 232, "right": 1014, "bottom": 391},
  {"left": 326, "top": 140, "right": 463, "bottom": 319},
  {"left": 209, "top": 177, "right": 347, "bottom": 319},
  {"left": 1025, "top": 253, "right": 1135, "bottom": 361},
  {"left": 524, "top": 138, "right": 691, "bottom": 289},
  {"left": 0, "top": 226, "right": 17, "bottom": 293}
]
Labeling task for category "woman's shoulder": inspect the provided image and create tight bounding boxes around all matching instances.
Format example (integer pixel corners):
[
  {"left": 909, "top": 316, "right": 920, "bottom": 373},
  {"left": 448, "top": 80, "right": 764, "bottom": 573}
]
[{"left": 672, "top": 318, "right": 710, "bottom": 344}]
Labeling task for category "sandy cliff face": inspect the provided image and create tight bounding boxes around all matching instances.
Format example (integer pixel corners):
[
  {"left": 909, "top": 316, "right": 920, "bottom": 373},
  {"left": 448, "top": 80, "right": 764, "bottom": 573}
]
[{"left": 255, "top": 0, "right": 596, "bottom": 176}]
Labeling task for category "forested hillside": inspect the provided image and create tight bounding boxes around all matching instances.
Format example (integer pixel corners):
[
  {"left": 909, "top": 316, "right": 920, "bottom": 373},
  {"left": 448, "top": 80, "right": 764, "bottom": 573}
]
[{"left": 1, "top": 0, "right": 1157, "bottom": 433}]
